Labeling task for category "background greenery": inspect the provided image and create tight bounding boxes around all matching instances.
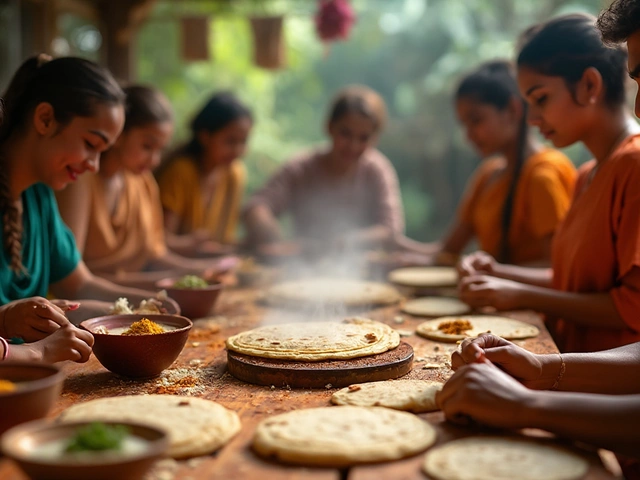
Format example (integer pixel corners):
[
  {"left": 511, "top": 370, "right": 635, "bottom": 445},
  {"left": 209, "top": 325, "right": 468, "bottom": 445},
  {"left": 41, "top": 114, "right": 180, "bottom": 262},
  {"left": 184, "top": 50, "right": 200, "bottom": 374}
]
[{"left": 91, "top": 0, "right": 615, "bottom": 240}]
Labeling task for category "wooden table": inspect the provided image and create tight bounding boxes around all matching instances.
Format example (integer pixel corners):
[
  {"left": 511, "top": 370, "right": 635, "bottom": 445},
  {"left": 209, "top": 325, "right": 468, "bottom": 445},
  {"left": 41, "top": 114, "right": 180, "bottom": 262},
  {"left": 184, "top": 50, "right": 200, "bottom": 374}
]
[{"left": 0, "top": 287, "right": 619, "bottom": 480}]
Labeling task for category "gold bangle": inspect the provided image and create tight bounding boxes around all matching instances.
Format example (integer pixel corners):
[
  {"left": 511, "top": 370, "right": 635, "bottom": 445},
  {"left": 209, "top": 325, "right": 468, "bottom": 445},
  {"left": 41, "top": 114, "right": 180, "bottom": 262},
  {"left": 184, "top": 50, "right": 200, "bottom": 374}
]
[{"left": 550, "top": 353, "right": 565, "bottom": 391}]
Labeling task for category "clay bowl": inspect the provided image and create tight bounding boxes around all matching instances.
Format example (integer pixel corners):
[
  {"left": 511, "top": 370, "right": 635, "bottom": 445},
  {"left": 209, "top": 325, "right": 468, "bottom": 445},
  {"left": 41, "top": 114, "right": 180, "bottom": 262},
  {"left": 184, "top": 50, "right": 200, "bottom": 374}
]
[
  {"left": 80, "top": 314, "right": 192, "bottom": 378},
  {"left": 0, "top": 362, "right": 64, "bottom": 435},
  {"left": 1, "top": 420, "right": 168, "bottom": 480},
  {"left": 155, "top": 278, "right": 223, "bottom": 319}
]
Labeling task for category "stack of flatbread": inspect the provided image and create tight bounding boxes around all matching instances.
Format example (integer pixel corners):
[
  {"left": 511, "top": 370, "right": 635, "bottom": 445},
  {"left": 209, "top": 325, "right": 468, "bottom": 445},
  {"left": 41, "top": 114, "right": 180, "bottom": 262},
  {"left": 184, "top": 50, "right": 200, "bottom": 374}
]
[
  {"left": 226, "top": 317, "right": 400, "bottom": 361},
  {"left": 417, "top": 315, "right": 539, "bottom": 343},
  {"left": 58, "top": 395, "right": 240, "bottom": 458},
  {"left": 265, "top": 278, "right": 401, "bottom": 308},
  {"left": 253, "top": 406, "right": 437, "bottom": 466}
]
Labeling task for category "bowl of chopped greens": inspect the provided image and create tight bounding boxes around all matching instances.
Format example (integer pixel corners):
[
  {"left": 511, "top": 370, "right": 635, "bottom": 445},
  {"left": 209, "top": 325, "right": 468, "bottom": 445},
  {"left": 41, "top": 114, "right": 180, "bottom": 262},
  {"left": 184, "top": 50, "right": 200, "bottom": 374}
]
[
  {"left": 156, "top": 275, "right": 223, "bottom": 319},
  {"left": 1, "top": 420, "right": 168, "bottom": 480},
  {"left": 80, "top": 314, "right": 192, "bottom": 378},
  {"left": 0, "top": 362, "right": 64, "bottom": 434}
]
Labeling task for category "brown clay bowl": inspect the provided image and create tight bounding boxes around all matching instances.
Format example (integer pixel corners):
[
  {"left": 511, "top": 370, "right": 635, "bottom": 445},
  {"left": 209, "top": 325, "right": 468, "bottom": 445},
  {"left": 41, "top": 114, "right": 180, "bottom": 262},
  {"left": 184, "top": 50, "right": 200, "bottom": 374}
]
[
  {"left": 1, "top": 420, "right": 168, "bottom": 480},
  {"left": 155, "top": 278, "right": 223, "bottom": 319},
  {"left": 80, "top": 314, "right": 192, "bottom": 378},
  {"left": 0, "top": 362, "right": 64, "bottom": 434}
]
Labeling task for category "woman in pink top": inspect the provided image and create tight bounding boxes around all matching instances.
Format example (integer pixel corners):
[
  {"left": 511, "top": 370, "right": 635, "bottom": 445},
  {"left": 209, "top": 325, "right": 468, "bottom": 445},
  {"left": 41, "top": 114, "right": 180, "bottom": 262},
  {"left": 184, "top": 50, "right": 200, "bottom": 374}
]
[{"left": 243, "top": 85, "right": 404, "bottom": 254}]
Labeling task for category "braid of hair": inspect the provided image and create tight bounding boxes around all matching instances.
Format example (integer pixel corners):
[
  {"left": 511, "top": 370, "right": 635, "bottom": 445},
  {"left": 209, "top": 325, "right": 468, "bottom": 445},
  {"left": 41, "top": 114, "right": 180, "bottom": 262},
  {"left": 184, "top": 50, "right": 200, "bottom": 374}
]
[{"left": 0, "top": 159, "right": 25, "bottom": 275}]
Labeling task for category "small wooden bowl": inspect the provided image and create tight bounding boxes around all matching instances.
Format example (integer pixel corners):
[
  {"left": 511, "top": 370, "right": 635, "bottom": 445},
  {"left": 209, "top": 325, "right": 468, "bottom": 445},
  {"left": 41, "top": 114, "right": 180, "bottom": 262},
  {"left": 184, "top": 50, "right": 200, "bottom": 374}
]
[
  {"left": 1, "top": 420, "right": 168, "bottom": 480},
  {"left": 0, "top": 362, "right": 64, "bottom": 434},
  {"left": 156, "top": 278, "right": 223, "bottom": 319},
  {"left": 80, "top": 314, "right": 192, "bottom": 378}
]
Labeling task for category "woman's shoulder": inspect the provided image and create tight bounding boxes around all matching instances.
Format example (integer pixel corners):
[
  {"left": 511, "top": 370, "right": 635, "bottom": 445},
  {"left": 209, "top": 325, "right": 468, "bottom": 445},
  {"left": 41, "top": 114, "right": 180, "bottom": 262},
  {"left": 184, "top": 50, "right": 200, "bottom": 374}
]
[{"left": 159, "top": 155, "right": 199, "bottom": 178}]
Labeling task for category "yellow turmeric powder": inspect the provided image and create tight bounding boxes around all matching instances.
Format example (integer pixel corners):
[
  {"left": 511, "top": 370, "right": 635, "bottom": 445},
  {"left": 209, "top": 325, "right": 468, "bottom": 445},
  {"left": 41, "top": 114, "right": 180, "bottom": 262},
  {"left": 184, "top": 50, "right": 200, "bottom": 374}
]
[
  {"left": 0, "top": 379, "right": 17, "bottom": 393},
  {"left": 122, "top": 318, "right": 165, "bottom": 336},
  {"left": 438, "top": 319, "right": 472, "bottom": 335}
]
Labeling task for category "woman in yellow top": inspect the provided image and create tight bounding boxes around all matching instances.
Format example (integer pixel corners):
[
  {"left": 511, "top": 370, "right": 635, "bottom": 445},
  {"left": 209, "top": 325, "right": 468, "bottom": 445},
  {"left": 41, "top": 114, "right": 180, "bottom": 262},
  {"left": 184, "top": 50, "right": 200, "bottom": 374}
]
[
  {"left": 398, "top": 60, "right": 576, "bottom": 266},
  {"left": 57, "top": 86, "right": 236, "bottom": 290},
  {"left": 156, "top": 93, "right": 253, "bottom": 257}
]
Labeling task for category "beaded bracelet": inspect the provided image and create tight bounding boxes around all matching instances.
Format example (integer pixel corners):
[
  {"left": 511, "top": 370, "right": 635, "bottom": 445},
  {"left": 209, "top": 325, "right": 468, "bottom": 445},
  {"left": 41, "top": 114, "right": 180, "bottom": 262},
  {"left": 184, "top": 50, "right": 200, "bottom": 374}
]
[
  {"left": 550, "top": 353, "right": 565, "bottom": 391},
  {"left": 0, "top": 337, "right": 9, "bottom": 361}
]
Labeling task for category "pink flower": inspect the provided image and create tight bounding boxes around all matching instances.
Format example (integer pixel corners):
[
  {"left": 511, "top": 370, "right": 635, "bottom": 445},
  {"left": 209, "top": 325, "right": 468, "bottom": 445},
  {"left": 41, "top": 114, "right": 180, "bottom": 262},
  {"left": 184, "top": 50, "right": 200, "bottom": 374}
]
[{"left": 315, "top": 0, "right": 356, "bottom": 42}]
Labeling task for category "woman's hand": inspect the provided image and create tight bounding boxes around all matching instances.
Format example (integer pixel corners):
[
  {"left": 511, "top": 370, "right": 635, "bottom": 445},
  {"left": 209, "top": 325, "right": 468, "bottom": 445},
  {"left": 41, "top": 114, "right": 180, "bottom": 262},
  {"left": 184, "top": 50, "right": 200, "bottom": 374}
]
[
  {"left": 457, "top": 251, "right": 497, "bottom": 279},
  {"left": 458, "top": 275, "right": 525, "bottom": 310},
  {"left": 436, "top": 361, "right": 536, "bottom": 430},
  {"left": 0, "top": 297, "right": 76, "bottom": 342},
  {"left": 31, "top": 323, "right": 94, "bottom": 363},
  {"left": 452, "top": 334, "right": 545, "bottom": 388}
]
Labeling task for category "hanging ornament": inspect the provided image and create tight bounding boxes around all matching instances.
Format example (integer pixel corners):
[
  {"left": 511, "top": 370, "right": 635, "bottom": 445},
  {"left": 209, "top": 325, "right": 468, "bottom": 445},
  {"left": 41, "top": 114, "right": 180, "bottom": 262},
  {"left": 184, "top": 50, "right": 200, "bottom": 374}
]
[{"left": 314, "top": 0, "right": 356, "bottom": 43}]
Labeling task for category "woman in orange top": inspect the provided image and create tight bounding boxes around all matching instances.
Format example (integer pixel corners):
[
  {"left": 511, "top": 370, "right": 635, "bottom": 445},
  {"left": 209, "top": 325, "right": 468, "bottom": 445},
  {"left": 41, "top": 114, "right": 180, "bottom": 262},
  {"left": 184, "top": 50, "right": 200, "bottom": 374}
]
[
  {"left": 156, "top": 93, "right": 252, "bottom": 257},
  {"left": 398, "top": 61, "right": 575, "bottom": 266},
  {"left": 459, "top": 14, "right": 640, "bottom": 353}
]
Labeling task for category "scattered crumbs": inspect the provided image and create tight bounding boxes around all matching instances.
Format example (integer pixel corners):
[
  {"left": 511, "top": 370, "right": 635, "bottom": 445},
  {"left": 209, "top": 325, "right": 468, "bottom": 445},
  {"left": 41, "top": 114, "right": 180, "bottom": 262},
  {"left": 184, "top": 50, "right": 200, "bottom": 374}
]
[
  {"left": 144, "top": 458, "right": 178, "bottom": 480},
  {"left": 325, "top": 383, "right": 333, "bottom": 389},
  {"left": 393, "top": 316, "right": 404, "bottom": 324},
  {"left": 415, "top": 357, "right": 427, "bottom": 363},
  {"left": 422, "top": 363, "right": 441, "bottom": 369},
  {"left": 395, "top": 329, "right": 413, "bottom": 337},
  {"left": 189, "top": 359, "right": 202, "bottom": 367},
  {"left": 434, "top": 345, "right": 440, "bottom": 351},
  {"left": 186, "top": 458, "right": 205, "bottom": 469},
  {"left": 270, "top": 385, "right": 276, "bottom": 390},
  {"left": 191, "top": 342, "right": 200, "bottom": 347}
]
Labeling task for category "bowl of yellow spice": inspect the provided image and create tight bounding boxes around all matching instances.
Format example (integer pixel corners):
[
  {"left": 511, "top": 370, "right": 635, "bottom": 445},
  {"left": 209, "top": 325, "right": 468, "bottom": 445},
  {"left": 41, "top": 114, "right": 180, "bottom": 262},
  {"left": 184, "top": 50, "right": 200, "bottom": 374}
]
[
  {"left": 80, "top": 314, "right": 192, "bottom": 378},
  {"left": 0, "top": 362, "right": 64, "bottom": 434},
  {"left": 1, "top": 420, "right": 168, "bottom": 480},
  {"left": 156, "top": 275, "right": 223, "bottom": 319}
]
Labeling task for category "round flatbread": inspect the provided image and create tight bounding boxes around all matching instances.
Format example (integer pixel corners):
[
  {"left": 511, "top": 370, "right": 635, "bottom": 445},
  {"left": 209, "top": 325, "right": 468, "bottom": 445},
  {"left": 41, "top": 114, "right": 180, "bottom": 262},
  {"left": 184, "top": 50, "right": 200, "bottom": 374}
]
[
  {"left": 416, "top": 315, "right": 539, "bottom": 343},
  {"left": 226, "top": 318, "right": 400, "bottom": 361},
  {"left": 402, "top": 297, "right": 470, "bottom": 317},
  {"left": 253, "top": 406, "right": 436, "bottom": 466},
  {"left": 388, "top": 267, "right": 458, "bottom": 288},
  {"left": 265, "top": 278, "right": 401, "bottom": 308},
  {"left": 58, "top": 395, "right": 240, "bottom": 459},
  {"left": 423, "top": 437, "right": 589, "bottom": 480},
  {"left": 331, "top": 380, "right": 443, "bottom": 413}
]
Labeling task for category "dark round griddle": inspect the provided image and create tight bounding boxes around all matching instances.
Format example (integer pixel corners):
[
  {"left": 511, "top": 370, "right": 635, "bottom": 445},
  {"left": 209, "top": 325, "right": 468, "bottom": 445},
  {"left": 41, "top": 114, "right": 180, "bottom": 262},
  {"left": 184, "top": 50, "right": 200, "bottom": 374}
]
[{"left": 226, "top": 342, "right": 414, "bottom": 389}]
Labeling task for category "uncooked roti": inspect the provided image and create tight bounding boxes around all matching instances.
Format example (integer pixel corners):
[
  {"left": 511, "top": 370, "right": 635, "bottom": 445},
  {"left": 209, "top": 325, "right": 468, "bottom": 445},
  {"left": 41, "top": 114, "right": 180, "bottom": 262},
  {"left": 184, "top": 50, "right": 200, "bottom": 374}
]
[
  {"left": 423, "top": 436, "right": 589, "bottom": 480},
  {"left": 58, "top": 395, "right": 240, "bottom": 458},
  {"left": 265, "top": 278, "right": 401, "bottom": 308},
  {"left": 416, "top": 315, "right": 539, "bottom": 343},
  {"left": 331, "top": 380, "right": 443, "bottom": 413},
  {"left": 402, "top": 297, "right": 470, "bottom": 317},
  {"left": 253, "top": 406, "right": 436, "bottom": 466},
  {"left": 388, "top": 267, "right": 458, "bottom": 288},
  {"left": 226, "top": 317, "right": 400, "bottom": 361}
]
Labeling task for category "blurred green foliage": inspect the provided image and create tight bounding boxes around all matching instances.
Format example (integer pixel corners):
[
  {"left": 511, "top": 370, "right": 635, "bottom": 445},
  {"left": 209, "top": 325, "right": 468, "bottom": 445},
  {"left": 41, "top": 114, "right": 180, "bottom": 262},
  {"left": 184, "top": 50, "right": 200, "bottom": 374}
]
[{"left": 136, "top": 0, "right": 607, "bottom": 241}]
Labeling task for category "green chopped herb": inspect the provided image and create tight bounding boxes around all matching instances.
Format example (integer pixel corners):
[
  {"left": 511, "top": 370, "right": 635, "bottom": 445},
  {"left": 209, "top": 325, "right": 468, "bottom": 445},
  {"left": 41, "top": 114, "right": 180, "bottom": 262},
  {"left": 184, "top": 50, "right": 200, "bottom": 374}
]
[
  {"left": 65, "top": 423, "right": 130, "bottom": 453},
  {"left": 173, "top": 275, "right": 208, "bottom": 289}
]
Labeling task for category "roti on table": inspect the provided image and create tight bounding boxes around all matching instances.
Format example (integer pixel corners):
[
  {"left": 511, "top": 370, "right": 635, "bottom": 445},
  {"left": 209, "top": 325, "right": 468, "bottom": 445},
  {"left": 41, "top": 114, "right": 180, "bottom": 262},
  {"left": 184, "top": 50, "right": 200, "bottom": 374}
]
[
  {"left": 416, "top": 315, "right": 539, "bottom": 343},
  {"left": 331, "top": 380, "right": 443, "bottom": 413},
  {"left": 388, "top": 267, "right": 458, "bottom": 288},
  {"left": 423, "top": 436, "right": 589, "bottom": 480},
  {"left": 402, "top": 297, "right": 470, "bottom": 317},
  {"left": 265, "top": 278, "right": 401, "bottom": 308},
  {"left": 253, "top": 406, "right": 436, "bottom": 467},
  {"left": 226, "top": 317, "right": 400, "bottom": 361},
  {"left": 58, "top": 395, "right": 240, "bottom": 458}
]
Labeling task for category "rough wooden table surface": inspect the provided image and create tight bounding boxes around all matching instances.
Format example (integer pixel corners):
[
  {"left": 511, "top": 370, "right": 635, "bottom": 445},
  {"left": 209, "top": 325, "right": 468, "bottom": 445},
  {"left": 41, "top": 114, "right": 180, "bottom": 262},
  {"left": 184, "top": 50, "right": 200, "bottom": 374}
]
[{"left": 0, "top": 286, "right": 619, "bottom": 479}]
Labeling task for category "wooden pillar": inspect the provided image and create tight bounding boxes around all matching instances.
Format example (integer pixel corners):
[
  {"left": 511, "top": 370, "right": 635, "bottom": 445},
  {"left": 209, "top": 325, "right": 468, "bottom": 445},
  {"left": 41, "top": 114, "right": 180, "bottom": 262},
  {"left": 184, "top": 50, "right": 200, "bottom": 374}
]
[{"left": 96, "top": 0, "right": 156, "bottom": 82}]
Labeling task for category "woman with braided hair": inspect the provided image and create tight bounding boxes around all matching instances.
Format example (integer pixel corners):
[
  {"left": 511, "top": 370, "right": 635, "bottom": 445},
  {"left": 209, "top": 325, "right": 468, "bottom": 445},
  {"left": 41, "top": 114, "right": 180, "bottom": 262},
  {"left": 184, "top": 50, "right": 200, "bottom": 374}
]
[
  {"left": 396, "top": 60, "right": 576, "bottom": 267},
  {"left": 0, "top": 55, "right": 176, "bottom": 358}
]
